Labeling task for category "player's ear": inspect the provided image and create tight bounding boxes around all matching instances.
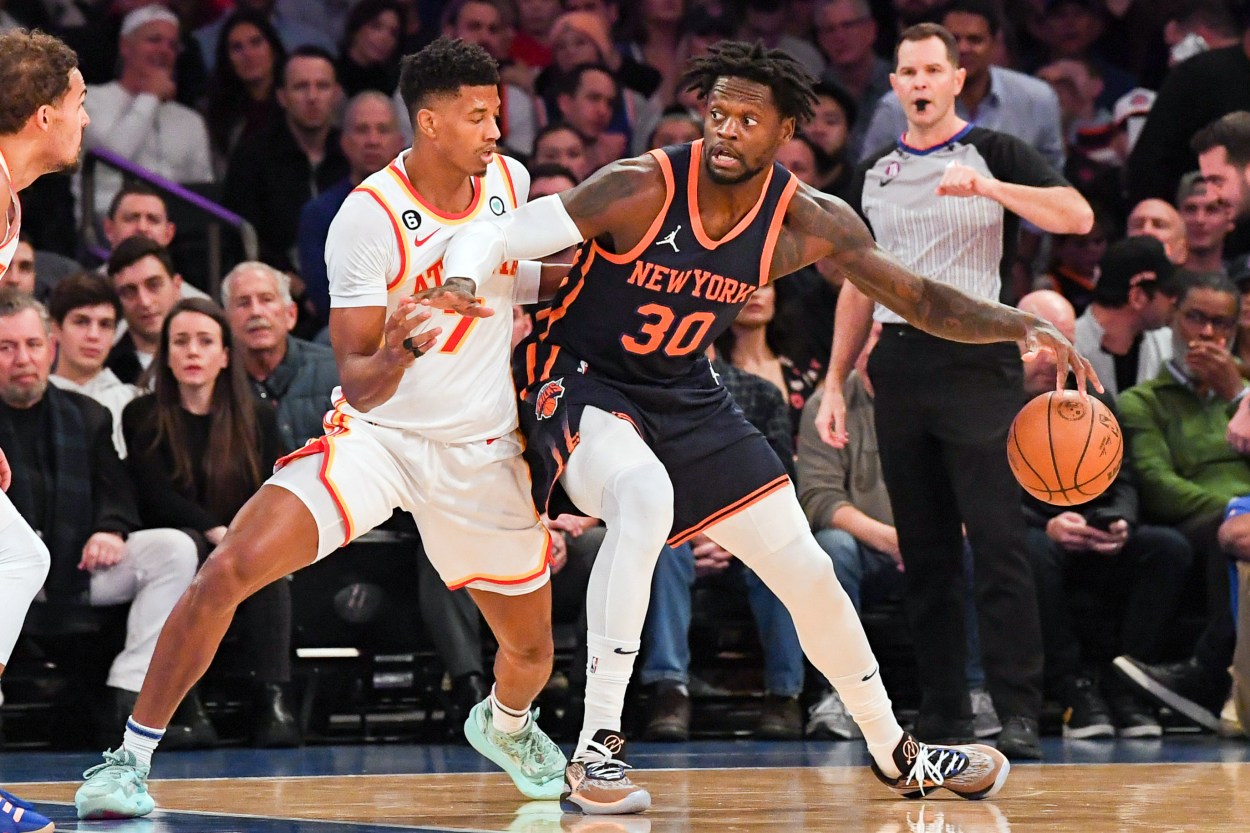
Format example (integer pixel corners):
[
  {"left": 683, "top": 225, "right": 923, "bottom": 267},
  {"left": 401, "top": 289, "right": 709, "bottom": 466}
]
[
  {"left": 416, "top": 107, "right": 437, "bottom": 139},
  {"left": 779, "top": 116, "right": 796, "bottom": 146}
]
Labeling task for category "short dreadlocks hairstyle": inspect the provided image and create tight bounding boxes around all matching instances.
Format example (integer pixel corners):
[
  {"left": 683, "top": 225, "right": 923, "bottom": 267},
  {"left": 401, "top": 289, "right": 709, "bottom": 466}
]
[
  {"left": 680, "top": 40, "right": 818, "bottom": 126},
  {"left": 399, "top": 36, "right": 500, "bottom": 115}
]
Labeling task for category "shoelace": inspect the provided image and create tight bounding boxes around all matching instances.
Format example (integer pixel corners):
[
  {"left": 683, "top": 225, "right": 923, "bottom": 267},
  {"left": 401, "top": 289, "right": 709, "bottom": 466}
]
[
  {"left": 580, "top": 737, "right": 633, "bottom": 782},
  {"left": 903, "top": 743, "right": 965, "bottom": 795},
  {"left": 82, "top": 748, "right": 138, "bottom": 781}
]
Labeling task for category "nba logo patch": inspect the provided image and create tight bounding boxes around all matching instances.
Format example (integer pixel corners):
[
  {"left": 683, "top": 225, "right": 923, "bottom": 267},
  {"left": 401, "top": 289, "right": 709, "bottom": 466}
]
[
  {"left": 535, "top": 378, "right": 565, "bottom": 420},
  {"left": 590, "top": 655, "right": 598, "bottom": 674},
  {"left": 881, "top": 160, "right": 900, "bottom": 186}
]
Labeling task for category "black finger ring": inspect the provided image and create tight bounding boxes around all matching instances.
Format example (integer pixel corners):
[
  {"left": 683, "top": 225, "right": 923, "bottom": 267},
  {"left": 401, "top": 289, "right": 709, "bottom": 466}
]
[{"left": 403, "top": 337, "right": 425, "bottom": 358}]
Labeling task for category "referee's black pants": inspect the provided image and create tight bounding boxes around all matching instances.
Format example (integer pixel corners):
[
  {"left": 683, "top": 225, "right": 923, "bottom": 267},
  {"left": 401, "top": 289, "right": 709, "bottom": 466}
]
[{"left": 868, "top": 325, "right": 1044, "bottom": 721}]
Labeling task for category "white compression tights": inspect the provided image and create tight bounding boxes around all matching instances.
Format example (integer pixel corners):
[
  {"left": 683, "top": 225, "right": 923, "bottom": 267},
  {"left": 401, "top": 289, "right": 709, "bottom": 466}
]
[
  {"left": 0, "top": 495, "right": 51, "bottom": 667},
  {"left": 561, "top": 408, "right": 673, "bottom": 755},
  {"left": 705, "top": 487, "right": 905, "bottom": 768}
]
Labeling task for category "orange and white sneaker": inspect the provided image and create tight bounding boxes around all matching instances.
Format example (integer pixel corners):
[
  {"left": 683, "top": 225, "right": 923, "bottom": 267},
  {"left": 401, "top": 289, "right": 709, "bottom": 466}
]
[
  {"left": 870, "top": 732, "right": 1010, "bottom": 800},
  {"left": 561, "top": 730, "right": 651, "bottom": 815}
]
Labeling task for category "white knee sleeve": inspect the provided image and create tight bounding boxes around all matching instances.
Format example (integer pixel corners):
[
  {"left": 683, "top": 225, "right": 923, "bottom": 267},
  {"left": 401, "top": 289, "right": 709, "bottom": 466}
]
[{"left": 0, "top": 514, "right": 51, "bottom": 666}]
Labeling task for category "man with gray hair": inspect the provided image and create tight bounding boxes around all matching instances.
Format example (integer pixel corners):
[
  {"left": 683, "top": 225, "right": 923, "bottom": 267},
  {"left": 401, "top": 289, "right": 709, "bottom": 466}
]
[
  {"left": 297, "top": 90, "right": 405, "bottom": 328},
  {"left": 221, "top": 260, "right": 338, "bottom": 453}
]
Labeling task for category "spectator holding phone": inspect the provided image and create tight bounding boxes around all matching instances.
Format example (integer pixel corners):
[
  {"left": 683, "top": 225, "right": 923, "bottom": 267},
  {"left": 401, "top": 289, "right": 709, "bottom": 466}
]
[{"left": 1017, "top": 290, "right": 1194, "bottom": 739}]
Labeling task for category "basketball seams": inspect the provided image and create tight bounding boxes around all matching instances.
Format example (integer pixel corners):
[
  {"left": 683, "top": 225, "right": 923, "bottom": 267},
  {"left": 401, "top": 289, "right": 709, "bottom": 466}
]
[{"left": 1009, "top": 390, "right": 1123, "bottom": 507}]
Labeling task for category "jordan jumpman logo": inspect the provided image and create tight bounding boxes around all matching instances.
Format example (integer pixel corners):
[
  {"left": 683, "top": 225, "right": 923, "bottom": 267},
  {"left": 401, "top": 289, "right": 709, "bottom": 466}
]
[{"left": 657, "top": 225, "right": 682, "bottom": 253}]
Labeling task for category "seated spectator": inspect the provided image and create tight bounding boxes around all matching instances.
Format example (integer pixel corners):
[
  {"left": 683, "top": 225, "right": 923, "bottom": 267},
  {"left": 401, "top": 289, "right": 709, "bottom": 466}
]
[
  {"left": 202, "top": 10, "right": 286, "bottom": 178},
  {"left": 105, "top": 237, "right": 187, "bottom": 387},
  {"left": 83, "top": 5, "right": 213, "bottom": 215},
  {"left": 1072, "top": 236, "right": 1177, "bottom": 399},
  {"left": 539, "top": 9, "right": 661, "bottom": 115},
  {"left": 1114, "top": 274, "right": 1250, "bottom": 732},
  {"left": 859, "top": 0, "right": 1064, "bottom": 169},
  {"left": 645, "top": 111, "right": 702, "bottom": 151},
  {"left": 1127, "top": 198, "right": 1187, "bottom": 266},
  {"left": 619, "top": 0, "right": 687, "bottom": 108},
  {"left": 194, "top": 0, "right": 335, "bottom": 75},
  {"left": 221, "top": 261, "right": 337, "bottom": 452},
  {"left": 123, "top": 298, "right": 299, "bottom": 747},
  {"left": 0, "top": 234, "right": 37, "bottom": 299},
  {"left": 1035, "top": 209, "right": 1111, "bottom": 315},
  {"left": 530, "top": 124, "right": 592, "bottom": 183},
  {"left": 0, "top": 290, "right": 203, "bottom": 746},
  {"left": 336, "top": 0, "right": 404, "bottom": 98},
  {"left": 814, "top": 0, "right": 891, "bottom": 161},
  {"left": 1033, "top": 0, "right": 1136, "bottom": 109},
  {"left": 802, "top": 81, "right": 856, "bottom": 197},
  {"left": 641, "top": 351, "right": 808, "bottom": 741},
  {"left": 714, "top": 282, "right": 822, "bottom": 444},
  {"left": 1016, "top": 289, "right": 1192, "bottom": 740},
  {"left": 796, "top": 324, "right": 998, "bottom": 741},
  {"left": 738, "top": 0, "right": 825, "bottom": 79},
  {"left": 296, "top": 91, "right": 405, "bottom": 328},
  {"left": 223, "top": 46, "right": 348, "bottom": 272},
  {"left": 97, "top": 183, "right": 210, "bottom": 303},
  {"left": 511, "top": 0, "right": 559, "bottom": 71},
  {"left": 1036, "top": 57, "right": 1109, "bottom": 150},
  {"left": 553, "top": 64, "right": 628, "bottom": 169},
  {"left": 48, "top": 273, "right": 140, "bottom": 455},
  {"left": 1177, "top": 171, "right": 1234, "bottom": 279},
  {"left": 1232, "top": 262, "right": 1250, "bottom": 373}
]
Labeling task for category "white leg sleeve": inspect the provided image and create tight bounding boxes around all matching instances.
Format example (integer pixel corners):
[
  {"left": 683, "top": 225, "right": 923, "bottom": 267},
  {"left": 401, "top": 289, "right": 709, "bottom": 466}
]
[
  {"left": 705, "top": 487, "right": 904, "bottom": 756},
  {"left": 562, "top": 407, "right": 673, "bottom": 639},
  {"left": 0, "top": 495, "right": 50, "bottom": 667}
]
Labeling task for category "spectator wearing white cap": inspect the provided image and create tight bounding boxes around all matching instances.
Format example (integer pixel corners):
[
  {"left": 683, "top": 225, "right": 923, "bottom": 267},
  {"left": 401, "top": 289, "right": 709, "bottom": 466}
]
[{"left": 82, "top": 4, "right": 213, "bottom": 212}]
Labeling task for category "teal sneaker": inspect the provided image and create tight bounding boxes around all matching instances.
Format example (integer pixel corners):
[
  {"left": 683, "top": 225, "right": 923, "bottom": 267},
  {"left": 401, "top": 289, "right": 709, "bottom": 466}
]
[
  {"left": 75, "top": 748, "right": 156, "bottom": 819},
  {"left": 465, "top": 699, "right": 567, "bottom": 800}
]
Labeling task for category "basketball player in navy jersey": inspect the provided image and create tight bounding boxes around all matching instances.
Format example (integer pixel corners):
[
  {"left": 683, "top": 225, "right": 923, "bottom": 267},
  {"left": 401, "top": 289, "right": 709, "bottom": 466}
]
[
  {"left": 444, "top": 41, "right": 1098, "bottom": 815},
  {"left": 0, "top": 27, "right": 89, "bottom": 833}
]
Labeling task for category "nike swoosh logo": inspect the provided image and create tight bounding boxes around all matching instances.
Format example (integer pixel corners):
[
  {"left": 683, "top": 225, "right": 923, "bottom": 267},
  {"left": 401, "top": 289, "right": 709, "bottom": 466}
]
[
  {"left": 613, "top": 648, "right": 639, "bottom": 655},
  {"left": 414, "top": 230, "right": 437, "bottom": 246},
  {"left": 862, "top": 666, "right": 878, "bottom": 682}
]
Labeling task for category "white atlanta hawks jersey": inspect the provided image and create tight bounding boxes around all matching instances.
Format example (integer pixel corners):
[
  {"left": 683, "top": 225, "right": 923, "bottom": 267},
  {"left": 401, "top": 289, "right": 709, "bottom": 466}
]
[{"left": 325, "top": 151, "right": 538, "bottom": 443}]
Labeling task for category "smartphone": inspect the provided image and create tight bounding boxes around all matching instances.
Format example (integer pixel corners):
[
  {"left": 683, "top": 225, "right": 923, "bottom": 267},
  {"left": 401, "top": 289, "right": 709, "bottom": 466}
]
[{"left": 1086, "top": 508, "right": 1122, "bottom": 531}]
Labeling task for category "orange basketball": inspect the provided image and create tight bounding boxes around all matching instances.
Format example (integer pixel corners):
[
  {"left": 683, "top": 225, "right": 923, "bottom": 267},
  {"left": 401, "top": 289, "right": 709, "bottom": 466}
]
[{"left": 1006, "top": 391, "right": 1123, "bottom": 506}]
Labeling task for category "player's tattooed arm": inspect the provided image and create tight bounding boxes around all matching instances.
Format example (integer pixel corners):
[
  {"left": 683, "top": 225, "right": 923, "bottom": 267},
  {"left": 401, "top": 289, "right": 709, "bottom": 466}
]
[
  {"left": 560, "top": 154, "right": 670, "bottom": 250},
  {"left": 778, "top": 185, "right": 1100, "bottom": 391}
]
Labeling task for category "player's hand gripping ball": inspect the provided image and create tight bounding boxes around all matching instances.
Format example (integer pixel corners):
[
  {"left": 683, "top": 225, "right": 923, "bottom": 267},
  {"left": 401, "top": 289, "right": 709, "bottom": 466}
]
[{"left": 1007, "top": 390, "right": 1123, "bottom": 506}]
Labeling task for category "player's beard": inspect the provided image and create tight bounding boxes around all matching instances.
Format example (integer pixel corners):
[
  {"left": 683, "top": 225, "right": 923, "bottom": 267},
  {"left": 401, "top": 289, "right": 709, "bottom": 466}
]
[{"left": 703, "top": 156, "right": 767, "bottom": 186}]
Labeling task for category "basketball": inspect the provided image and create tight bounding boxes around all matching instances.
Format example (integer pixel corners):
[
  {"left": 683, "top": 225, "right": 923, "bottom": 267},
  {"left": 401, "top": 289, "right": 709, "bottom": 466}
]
[{"left": 1006, "top": 391, "right": 1123, "bottom": 506}]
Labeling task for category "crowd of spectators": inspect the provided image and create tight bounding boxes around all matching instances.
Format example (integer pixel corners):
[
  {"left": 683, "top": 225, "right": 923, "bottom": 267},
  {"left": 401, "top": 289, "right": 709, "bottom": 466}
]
[{"left": 5, "top": 0, "right": 1250, "bottom": 749}]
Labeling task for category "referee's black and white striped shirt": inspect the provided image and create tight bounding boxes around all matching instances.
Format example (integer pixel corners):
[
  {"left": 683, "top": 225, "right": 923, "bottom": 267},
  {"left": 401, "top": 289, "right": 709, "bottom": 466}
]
[{"left": 850, "top": 124, "right": 1070, "bottom": 324}]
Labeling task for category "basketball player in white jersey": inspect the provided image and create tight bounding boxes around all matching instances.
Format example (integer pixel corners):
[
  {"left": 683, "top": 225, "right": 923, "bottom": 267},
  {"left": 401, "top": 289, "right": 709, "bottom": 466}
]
[
  {"left": 76, "top": 38, "right": 569, "bottom": 819},
  {"left": 0, "top": 27, "right": 89, "bottom": 833}
]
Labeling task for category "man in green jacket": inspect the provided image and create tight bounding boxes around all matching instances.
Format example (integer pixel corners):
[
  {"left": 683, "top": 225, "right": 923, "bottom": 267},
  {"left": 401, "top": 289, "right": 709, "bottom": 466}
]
[{"left": 1115, "top": 272, "right": 1250, "bottom": 730}]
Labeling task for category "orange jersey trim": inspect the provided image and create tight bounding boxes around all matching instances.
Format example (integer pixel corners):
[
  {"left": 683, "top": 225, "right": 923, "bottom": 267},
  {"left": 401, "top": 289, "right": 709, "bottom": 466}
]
[
  {"left": 687, "top": 139, "right": 775, "bottom": 251},
  {"left": 667, "top": 475, "right": 791, "bottom": 546},
  {"left": 592, "top": 149, "right": 675, "bottom": 265},
  {"left": 494, "top": 154, "right": 519, "bottom": 208},
  {"left": 353, "top": 186, "right": 408, "bottom": 290},
  {"left": 446, "top": 531, "right": 553, "bottom": 590},
  {"left": 387, "top": 160, "right": 484, "bottom": 222},
  {"left": 273, "top": 398, "right": 357, "bottom": 547},
  {"left": 758, "top": 172, "right": 800, "bottom": 284},
  {"left": 541, "top": 245, "right": 595, "bottom": 334}
]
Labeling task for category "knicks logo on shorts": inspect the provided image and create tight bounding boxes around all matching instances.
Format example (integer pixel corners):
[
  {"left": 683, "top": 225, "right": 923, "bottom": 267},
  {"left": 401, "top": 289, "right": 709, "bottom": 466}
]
[{"left": 535, "top": 378, "right": 566, "bottom": 420}]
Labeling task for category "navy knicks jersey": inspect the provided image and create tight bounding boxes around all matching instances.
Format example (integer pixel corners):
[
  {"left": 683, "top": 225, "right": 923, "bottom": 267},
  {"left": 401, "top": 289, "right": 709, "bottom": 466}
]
[{"left": 525, "top": 139, "right": 799, "bottom": 388}]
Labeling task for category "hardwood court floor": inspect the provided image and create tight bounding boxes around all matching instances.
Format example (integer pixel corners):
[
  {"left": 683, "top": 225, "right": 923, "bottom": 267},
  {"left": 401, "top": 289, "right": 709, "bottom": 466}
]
[{"left": 8, "top": 737, "right": 1250, "bottom": 832}]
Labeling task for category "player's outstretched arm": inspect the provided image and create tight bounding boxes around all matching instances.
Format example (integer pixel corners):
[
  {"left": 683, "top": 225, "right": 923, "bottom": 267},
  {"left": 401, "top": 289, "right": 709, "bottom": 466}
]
[
  {"left": 775, "top": 185, "right": 1101, "bottom": 394},
  {"left": 330, "top": 301, "right": 439, "bottom": 412},
  {"left": 444, "top": 155, "right": 668, "bottom": 283}
]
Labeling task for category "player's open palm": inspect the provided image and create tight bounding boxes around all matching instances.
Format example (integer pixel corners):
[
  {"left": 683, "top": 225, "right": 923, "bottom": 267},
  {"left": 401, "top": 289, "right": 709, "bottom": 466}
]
[
  {"left": 415, "top": 280, "right": 494, "bottom": 319},
  {"left": 387, "top": 298, "right": 439, "bottom": 363}
]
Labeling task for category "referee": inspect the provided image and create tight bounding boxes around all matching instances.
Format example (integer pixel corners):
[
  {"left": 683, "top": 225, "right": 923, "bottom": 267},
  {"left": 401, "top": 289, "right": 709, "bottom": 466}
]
[{"left": 825, "top": 23, "right": 1094, "bottom": 760}]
